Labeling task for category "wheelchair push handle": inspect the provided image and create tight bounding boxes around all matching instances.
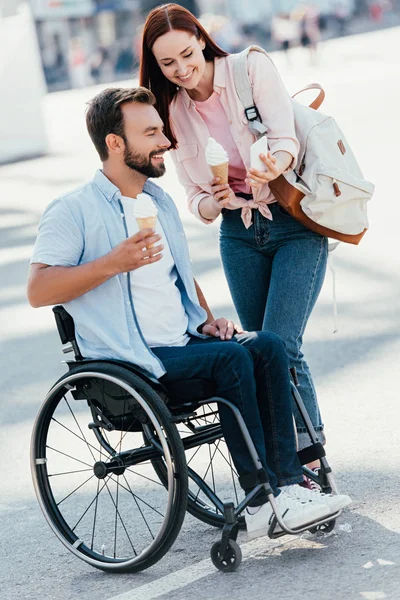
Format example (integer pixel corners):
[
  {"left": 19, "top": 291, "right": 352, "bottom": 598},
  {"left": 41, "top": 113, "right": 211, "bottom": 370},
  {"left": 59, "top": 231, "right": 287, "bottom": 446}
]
[{"left": 52, "top": 305, "right": 83, "bottom": 360}]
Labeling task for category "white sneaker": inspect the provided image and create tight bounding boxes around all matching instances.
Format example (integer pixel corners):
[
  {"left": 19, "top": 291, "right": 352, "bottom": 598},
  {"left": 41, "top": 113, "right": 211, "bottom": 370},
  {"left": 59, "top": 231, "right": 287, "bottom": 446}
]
[
  {"left": 245, "top": 493, "right": 328, "bottom": 540},
  {"left": 280, "top": 484, "right": 352, "bottom": 515}
]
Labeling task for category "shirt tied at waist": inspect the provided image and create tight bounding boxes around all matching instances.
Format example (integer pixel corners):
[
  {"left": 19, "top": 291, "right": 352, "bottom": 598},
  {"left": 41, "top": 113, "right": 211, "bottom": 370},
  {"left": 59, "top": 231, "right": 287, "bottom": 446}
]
[{"left": 224, "top": 192, "right": 275, "bottom": 228}]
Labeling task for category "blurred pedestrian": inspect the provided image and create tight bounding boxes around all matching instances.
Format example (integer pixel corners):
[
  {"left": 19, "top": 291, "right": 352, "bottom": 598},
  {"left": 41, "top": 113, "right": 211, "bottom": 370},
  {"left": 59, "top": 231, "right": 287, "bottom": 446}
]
[
  {"left": 68, "top": 38, "right": 87, "bottom": 89},
  {"left": 271, "top": 13, "right": 300, "bottom": 66},
  {"left": 294, "top": 3, "right": 321, "bottom": 65},
  {"left": 333, "top": 0, "right": 351, "bottom": 36}
]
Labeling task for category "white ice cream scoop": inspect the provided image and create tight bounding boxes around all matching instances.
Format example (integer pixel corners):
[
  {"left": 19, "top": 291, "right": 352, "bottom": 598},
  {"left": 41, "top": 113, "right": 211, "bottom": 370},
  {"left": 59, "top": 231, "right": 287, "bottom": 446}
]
[
  {"left": 133, "top": 193, "right": 158, "bottom": 219},
  {"left": 205, "top": 137, "right": 229, "bottom": 166}
]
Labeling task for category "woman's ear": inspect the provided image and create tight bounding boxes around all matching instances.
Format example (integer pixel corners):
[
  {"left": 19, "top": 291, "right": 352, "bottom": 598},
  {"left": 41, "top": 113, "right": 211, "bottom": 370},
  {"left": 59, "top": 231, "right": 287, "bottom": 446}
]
[{"left": 200, "top": 37, "right": 206, "bottom": 50}]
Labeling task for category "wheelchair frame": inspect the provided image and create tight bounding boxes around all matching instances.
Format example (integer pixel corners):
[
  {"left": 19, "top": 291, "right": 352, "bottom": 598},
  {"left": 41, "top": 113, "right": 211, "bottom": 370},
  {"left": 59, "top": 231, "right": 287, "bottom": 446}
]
[{"left": 31, "top": 306, "right": 340, "bottom": 573}]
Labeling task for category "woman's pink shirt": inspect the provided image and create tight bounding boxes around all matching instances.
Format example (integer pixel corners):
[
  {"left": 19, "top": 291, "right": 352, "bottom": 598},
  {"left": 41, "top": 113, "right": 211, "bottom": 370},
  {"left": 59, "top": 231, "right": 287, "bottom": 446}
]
[
  {"left": 194, "top": 92, "right": 249, "bottom": 196},
  {"left": 169, "top": 49, "right": 300, "bottom": 226}
]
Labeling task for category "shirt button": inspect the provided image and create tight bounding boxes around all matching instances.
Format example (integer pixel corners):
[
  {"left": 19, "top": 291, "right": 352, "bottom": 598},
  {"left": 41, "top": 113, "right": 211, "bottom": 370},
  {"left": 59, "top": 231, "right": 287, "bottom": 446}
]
[
  {"left": 126, "top": 301, "right": 130, "bottom": 306},
  {"left": 121, "top": 213, "right": 125, "bottom": 218},
  {"left": 229, "top": 120, "right": 232, "bottom": 124}
]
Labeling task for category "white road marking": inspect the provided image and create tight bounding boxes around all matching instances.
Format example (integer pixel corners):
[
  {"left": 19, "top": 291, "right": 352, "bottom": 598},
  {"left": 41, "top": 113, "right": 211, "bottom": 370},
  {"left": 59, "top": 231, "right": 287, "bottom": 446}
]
[{"left": 106, "top": 536, "right": 297, "bottom": 600}]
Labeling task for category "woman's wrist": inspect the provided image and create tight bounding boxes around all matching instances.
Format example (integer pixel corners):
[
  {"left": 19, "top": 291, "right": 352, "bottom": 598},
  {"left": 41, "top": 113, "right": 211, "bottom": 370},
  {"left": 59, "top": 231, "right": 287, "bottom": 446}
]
[
  {"left": 273, "top": 150, "right": 293, "bottom": 175},
  {"left": 198, "top": 195, "right": 222, "bottom": 220}
]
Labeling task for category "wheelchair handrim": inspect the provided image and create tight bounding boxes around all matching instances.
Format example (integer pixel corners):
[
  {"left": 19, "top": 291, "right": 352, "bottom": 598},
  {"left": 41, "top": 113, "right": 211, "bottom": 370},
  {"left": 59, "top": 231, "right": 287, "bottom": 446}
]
[{"left": 31, "top": 371, "right": 179, "bottom": 570}]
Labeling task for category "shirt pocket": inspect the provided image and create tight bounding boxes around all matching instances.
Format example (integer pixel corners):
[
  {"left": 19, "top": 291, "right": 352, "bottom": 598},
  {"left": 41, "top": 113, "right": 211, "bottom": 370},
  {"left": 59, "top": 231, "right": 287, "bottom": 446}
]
[{"left": 175, "top": 143, "right": 210, "bottom": 185}]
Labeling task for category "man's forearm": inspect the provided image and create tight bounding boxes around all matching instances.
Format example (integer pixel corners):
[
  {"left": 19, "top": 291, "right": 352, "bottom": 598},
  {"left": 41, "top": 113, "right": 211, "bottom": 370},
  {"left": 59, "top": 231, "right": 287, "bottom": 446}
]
[
  {"left": 27, "top": 255, "right": 116, "bottom": 307},
  {"left": 194, "top": 279, "right": 214, "bottom": 323}
]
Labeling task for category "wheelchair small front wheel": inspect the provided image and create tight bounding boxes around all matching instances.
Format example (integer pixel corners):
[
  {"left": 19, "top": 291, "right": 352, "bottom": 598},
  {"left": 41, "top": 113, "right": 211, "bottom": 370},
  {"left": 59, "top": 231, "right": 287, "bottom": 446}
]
[
  {"left": 309, "top": 519, "right": 336, "bottom": 535},
  {"left": 210, "top": 539, "right": 242, "bottom": 572}
]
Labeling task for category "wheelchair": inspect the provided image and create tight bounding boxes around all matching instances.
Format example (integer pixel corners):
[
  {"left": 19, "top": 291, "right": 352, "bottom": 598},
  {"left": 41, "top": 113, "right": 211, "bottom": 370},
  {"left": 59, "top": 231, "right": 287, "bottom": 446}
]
[{"left": 31, "top": 306, "right": 340, "bottom": 574}]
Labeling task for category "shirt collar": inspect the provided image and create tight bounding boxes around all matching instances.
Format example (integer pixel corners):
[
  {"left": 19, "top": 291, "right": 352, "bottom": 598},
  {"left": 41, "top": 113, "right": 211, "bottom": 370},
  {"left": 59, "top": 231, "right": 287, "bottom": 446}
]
[
  {"left": 93, "top": 169, "right": 120, "bottom": 202},
  {"left": 93, "top": 169, "right": 165, "bottom": 204}
]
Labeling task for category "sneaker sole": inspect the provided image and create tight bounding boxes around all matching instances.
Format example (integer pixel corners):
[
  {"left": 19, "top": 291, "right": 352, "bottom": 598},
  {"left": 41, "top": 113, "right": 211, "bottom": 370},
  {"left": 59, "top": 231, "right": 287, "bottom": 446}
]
[
  {"left": 247, "top": 525, "right": 271, "bottom": 541},
  {"left": 247, "top": 504, "right": 329, "bottom": 538},
  {"left": 320, "top": 494, "right": 352, "bottom": 515}
]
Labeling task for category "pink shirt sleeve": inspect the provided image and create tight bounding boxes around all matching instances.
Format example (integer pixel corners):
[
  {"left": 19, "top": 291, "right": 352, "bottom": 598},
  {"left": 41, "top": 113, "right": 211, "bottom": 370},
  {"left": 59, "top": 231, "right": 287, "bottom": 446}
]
[
  {"left": 170, "top": 148, "right": 214, "bottom": 224},
  {"left": 247, "top": 50, "right": 299, "bottom": 169}
]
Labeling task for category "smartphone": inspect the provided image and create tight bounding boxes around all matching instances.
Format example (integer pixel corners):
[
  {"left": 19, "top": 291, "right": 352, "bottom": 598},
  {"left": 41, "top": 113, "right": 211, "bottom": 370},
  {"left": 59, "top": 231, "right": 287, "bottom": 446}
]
[{"left": 250, "top": 136, "right": 269, "bottom": 172}]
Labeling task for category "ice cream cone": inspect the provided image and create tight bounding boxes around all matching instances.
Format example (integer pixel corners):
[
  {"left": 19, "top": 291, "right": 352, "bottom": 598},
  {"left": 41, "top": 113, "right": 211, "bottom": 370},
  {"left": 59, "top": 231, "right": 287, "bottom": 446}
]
[
  {"left": 136, "top": 216, "right": 157, "bottom": 247},
  {"left": 210, "top": 162, "right": 229, "bottom": 184}
]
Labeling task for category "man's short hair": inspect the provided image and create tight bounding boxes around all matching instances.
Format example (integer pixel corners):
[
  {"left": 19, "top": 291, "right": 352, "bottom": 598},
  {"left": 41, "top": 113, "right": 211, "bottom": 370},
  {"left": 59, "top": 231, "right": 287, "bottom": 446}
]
[{"left": 86, "top": 87, "right": 156, "bottom": 161}]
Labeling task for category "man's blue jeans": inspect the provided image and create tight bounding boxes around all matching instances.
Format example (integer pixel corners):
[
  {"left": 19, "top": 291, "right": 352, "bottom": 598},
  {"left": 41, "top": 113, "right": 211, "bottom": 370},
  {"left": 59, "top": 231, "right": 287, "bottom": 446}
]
[
  {"left": 152, "top": 331, "right": 304, "bottom": 498},
  {"left": 219, "top": 203, "right": 328, "bottom": 450}
]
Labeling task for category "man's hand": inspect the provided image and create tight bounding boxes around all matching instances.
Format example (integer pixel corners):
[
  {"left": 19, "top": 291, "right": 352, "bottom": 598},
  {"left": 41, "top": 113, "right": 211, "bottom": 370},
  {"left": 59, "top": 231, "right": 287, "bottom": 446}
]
[
  {"left": 106, "top": 229, "right": 163, "bottom": 275},
  {"left": 201, "top": 318, "right": 244, "bottom": 341}
]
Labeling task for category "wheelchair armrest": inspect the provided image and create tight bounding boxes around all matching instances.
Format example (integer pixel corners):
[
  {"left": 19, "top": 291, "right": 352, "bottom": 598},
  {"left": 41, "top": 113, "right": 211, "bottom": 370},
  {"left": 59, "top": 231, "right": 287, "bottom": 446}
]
[{"left": 53, "top": 305, "right": 76, "bottom": 344}]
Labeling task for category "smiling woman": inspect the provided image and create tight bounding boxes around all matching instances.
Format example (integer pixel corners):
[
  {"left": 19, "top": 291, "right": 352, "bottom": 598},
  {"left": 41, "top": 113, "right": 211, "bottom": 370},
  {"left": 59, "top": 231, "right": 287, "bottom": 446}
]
[{"left": 139, "top": 4, "right": 331, "bottom": 468}]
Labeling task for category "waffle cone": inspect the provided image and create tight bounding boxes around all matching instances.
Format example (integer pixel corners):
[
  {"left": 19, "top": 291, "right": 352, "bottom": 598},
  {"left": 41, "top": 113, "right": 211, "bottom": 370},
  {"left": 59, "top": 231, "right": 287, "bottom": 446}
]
[
  {"left": 136, "top": 216, "right": 157, "bottom": 247},
  {"left": 210, "top": 162, "right": 229, "bottom": 184}
]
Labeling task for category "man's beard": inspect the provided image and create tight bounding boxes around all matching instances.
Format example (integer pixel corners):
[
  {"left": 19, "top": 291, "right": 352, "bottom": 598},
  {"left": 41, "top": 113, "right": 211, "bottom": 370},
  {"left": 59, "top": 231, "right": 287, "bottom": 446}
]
[{"left": 124, "top": 144, "right": 166, "bottom": 178}]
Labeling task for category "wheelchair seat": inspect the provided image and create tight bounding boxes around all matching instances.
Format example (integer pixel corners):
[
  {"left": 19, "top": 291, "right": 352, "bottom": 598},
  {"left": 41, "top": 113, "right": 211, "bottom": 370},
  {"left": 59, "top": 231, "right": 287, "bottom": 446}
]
[{"left": 53, "top": 305, "right": 217, "bottom": 409}]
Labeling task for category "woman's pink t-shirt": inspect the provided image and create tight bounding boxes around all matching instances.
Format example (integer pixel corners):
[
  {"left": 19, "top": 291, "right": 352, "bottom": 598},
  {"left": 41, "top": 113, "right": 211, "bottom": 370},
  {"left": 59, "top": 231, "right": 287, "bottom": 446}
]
[{"left": 194, "top": 92, "right": 250, "bottom": 195}]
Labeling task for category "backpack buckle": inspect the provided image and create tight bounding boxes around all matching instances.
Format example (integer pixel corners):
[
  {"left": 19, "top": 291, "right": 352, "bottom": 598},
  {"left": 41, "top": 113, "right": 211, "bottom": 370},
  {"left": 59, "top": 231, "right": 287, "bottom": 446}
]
[{"left": 245, "top": 106, "right": 261, "bottom": 122}]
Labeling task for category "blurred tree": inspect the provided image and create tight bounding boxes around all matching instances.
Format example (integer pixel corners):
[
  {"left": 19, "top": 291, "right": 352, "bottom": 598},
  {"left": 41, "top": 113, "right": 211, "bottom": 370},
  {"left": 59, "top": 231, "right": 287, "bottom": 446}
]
[{"left": 140, "top": 0, "right": 200, "bottom": 17}]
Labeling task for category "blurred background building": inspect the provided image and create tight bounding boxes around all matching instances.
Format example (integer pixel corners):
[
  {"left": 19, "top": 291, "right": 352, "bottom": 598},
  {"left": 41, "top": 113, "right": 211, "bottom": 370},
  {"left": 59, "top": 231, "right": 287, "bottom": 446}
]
[
  {"left": 0, "top": 0, "right": 47, "bottom": 162},
  {"left": 23, "top": 0, "right": 399, "bottom": 93}
]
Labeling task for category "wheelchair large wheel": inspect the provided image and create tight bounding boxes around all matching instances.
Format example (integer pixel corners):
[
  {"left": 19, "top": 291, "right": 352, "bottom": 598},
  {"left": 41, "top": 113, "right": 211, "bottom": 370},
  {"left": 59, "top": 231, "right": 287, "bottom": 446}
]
[
  {"left": 31, "top": 363, "right": 188, "bottom": 573},
  {"left": 150, "top": 403, "right": 246, "bottom": 529}
]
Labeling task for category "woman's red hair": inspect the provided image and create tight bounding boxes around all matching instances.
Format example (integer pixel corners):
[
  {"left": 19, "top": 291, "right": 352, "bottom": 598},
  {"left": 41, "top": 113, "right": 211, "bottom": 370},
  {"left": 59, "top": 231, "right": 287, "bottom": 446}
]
[{"left": 140, "top": 3, "right": 228, "bottom": 148}]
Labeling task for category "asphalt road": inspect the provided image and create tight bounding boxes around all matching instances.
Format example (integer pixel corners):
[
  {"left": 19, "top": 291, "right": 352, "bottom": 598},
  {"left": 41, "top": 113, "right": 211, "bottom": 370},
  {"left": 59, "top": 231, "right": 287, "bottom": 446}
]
[{"left": 1, "top": 27, "right": 400, "bottom": 600}]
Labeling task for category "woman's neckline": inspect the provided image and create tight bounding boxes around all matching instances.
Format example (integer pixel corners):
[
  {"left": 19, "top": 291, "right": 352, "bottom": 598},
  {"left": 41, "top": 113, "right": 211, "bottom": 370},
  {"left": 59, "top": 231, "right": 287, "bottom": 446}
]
[{"left": 194, "top": 91, "right": 218, "bottom": 105}]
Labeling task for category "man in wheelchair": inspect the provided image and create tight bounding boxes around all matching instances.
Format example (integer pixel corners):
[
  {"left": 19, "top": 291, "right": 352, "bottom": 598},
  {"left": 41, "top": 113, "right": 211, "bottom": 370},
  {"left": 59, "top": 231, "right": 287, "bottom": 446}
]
[{"left": 28, "top": 86, "right": 351, "bottom": 542}]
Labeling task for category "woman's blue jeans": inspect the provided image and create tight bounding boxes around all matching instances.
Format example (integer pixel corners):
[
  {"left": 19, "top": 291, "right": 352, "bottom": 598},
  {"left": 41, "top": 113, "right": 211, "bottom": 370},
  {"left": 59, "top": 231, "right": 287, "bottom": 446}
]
[
  {"left": 153, "top": 331, "right": 304, "bottom": 499},
  {"left": 219, "top": 203, "right": 328, "bottom": 450}
]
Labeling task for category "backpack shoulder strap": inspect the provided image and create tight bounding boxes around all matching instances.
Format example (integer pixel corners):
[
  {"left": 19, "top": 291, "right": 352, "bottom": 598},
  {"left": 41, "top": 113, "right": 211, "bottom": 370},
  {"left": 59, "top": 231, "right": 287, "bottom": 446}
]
[{"left": 232, "top": 45, "right": 268, "bottom": 138}]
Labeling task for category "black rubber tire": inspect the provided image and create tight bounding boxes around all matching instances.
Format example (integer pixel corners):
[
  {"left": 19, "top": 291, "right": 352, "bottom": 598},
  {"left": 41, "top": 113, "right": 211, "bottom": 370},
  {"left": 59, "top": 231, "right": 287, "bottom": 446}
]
[
  {"left": 31, "top": 362, "right": 188, "bottom": 573},
  {"left": 210, "top": 539, "right": 242, "bottom": 572}
]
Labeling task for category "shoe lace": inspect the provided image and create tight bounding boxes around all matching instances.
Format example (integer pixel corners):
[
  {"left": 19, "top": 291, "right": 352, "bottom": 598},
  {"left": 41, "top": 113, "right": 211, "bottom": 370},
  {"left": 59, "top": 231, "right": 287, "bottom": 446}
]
[{"left": 281, "top": 484, "right": 321, "bottom": 502}]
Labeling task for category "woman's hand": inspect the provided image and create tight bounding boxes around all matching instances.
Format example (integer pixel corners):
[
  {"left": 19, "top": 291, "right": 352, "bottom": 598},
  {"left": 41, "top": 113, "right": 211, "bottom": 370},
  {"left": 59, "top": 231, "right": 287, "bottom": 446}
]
[
  {"left": 245, "top": 150, "right": 293, "bottom": 189},
  {"left": 210, "top": 177, "right": 238, "bottom": 209}
]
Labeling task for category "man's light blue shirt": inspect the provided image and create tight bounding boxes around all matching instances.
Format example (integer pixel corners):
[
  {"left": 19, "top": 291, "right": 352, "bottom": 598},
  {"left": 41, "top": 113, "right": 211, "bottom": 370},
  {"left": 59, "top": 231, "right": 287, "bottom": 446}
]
[{"left": 31, "top": 170, "right": 208, "bottom": 378}]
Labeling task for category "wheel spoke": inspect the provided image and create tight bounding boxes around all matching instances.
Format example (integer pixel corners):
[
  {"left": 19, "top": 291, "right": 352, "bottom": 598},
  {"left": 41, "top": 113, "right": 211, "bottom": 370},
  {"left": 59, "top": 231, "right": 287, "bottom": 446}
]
[
  {"left": 57, "top": 473, "right": 96, "bottom": 506},
  {"left": 121, "top": 474, "right": 156, "bottom": 539},
  {"left": 48, "top": 468, "right": 93, "bottom": 477},
  {"left": 114, "top": 475, "right": 120, "bottom": 558},
  {"left": 194, "top": 440, "right": 220, "bottom": 502},
  {"left": 51, "top": 417, "right": 105, "bottom": 458},
  {"left": 125, "top": 468, "right": 164, "bottom": 487},
  {"left": 91, "top": 477, "right": 101, "bottom": 551},
  {"left": 109, "top": 475, "right": 164, "bottom": 520},
  {"left": 71, "top": 476, "right": 110, "bottom": 532},
  {"left": 209, "top": 443, "right": 216, "bottom": 497},
  {"left": 64, "top": 397, "right": 98, "bottom": 462},
  {"left": 214, "top": 442, "right": 239, "bottom": 478},
  {"left": 103, "top": 477, "right": 138, "bottom": 555},
  {"left": 46, "top": 445, "right": 93, "bottom": 468}
]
